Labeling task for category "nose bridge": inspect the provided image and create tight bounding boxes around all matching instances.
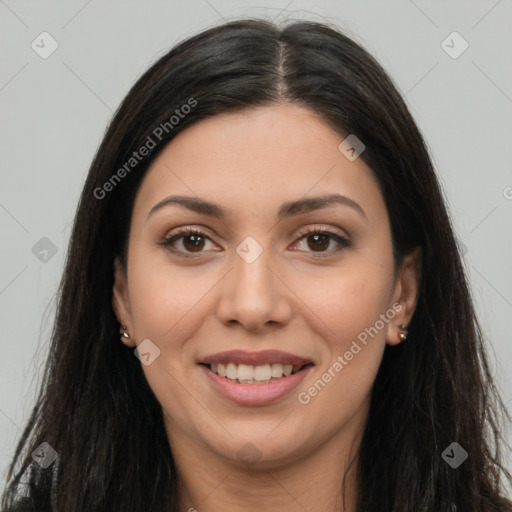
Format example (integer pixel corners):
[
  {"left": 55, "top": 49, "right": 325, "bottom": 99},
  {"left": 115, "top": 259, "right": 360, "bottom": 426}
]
[
  {"left": 232, "top": 235, "right": 276, "bottom": 303},
  {"left": 216, "top": 234, "right": 290, "bottom": 330}
]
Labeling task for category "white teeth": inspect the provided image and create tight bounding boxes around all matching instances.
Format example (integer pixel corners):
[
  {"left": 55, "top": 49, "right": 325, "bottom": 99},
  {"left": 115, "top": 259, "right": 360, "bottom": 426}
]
[
  {"left": 254, "top": 364, "right": 272, "bottom": 381},
  {"left": 271, "top": 363, "right": 284, "bottom": 378},
  {"left": 237, "top": 364, "right": 254, "bottom": 381},
  {"left": 208, "top": 362, "right": 305, "bottom": 383},
  {"left": 226, "top": 362, "right": 237, "bottom": 380}
]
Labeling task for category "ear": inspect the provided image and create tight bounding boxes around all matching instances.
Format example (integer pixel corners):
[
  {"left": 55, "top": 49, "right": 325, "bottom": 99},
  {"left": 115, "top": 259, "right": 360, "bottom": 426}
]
[
  {"left": 112, "top": 257, "right": 135, "bottom": 348},
  {"left": 386, "top": 246, "right": 422, "bottom": 346}
]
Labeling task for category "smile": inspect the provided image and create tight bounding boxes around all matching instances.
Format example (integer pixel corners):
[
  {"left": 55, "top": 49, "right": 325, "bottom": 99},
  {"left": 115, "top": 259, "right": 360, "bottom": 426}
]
[
  {"left": 198, "top": 350, "right": 315, "bottom": 406},
  {"left": 206, "top": 362, "right": 308, "bottom": 384}
]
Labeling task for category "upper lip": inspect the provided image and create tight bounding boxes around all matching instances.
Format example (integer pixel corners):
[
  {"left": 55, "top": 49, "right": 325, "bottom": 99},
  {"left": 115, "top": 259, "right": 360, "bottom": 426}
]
[{"left": 200, "top": 350, "right": 313, "bottom": 367}]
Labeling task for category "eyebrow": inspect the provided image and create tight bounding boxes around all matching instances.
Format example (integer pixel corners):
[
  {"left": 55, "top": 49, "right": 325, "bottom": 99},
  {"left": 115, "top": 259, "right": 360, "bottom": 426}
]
[{"left": 147, "top": 193, "right": 367, "bottom": 222}]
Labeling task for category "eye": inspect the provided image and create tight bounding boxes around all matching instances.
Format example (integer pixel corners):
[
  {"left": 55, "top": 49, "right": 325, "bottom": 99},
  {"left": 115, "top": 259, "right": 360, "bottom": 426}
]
[
  {"left": 159, "top": 228, "right": 217, "bottom": 257},
  {"left": 159, "top": 225, "right": 351, "bottom": 259},
  {"left": 291, "top": 226, "right": 351, "bottom": 258}
]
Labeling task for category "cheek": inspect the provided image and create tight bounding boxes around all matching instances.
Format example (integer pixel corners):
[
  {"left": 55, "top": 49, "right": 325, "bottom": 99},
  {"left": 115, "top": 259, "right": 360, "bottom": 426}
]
[
  {"left": 127, "top": 246, "right": 213, "bottom": 342},
  {"left": 298, "top": 256, "right": 393, "bottom": 393},
  {"left": 330, "top": 270, "right": 392, "bottom": 340},
  {"left": 293, "top": 254, "right": 394, "bottom": 346},
  {"left": 125, "top": 254, "right": 210, "bottom": 426},
  {"left": 295, "top": 269, "right": 391, "bottom": 430}
]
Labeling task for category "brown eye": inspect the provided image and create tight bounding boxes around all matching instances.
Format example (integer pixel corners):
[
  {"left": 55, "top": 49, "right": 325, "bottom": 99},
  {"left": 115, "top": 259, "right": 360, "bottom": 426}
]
[
  {"left": 293, "top": 228, "right": 351, "bottom": 258},
  {"left": 160, "top": 226, "right": 351, "bottom": 259},
  {"left": 160, "top": 228, "right": 216, "bottom": 257},
  {"left": 182, "top": 233, "right": 206, "bottom": 252},
  {"left": 306, "top": 233, "right": 330, "bottom": 252}
]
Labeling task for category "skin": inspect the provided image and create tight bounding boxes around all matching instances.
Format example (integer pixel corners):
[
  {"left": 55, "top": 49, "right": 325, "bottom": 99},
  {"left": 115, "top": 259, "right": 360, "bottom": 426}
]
[{"left": 113, "top": 103, "right": 421, "bottom": 512}]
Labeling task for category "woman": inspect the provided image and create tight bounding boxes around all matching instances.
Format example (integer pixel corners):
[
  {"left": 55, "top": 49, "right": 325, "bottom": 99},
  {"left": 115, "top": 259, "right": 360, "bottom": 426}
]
[{"left": 2, "top": 18, "right": 511, "bottom": 512}]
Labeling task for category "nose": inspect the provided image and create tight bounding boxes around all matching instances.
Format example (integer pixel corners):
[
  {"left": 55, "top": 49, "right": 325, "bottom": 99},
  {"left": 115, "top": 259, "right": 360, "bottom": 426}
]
[{"left": 215, "top": 243, "right": 292, "bottom": 333}]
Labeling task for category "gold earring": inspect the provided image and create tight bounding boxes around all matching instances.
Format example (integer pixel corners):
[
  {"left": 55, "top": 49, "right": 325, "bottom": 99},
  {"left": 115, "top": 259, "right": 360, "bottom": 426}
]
[
  {"left": 398, "top": 323, "right": 408, "bottom": 342},
  {"left": 120, "top": 324, "right": 130, "bottom": 341}
]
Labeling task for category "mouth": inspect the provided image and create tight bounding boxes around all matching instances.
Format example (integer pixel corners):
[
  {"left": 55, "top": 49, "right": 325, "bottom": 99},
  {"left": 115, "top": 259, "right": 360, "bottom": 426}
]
[
  {"left": 198, "top": 350, "right": 315, "bottom": 406},
  {"left": 199, "top": 361, "right": 313, "bottom": 384}
]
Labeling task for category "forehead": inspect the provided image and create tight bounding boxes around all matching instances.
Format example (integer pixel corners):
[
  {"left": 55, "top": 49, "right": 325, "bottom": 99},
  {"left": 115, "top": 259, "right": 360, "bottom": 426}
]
[{"left": 133, "top": 103, "right": 385, "bottom": 223}]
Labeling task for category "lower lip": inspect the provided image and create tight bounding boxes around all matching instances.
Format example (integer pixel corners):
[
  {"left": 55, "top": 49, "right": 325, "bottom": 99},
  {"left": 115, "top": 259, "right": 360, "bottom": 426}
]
[{"left": 200, "top": 364, "right": 313, "bottom": 406}]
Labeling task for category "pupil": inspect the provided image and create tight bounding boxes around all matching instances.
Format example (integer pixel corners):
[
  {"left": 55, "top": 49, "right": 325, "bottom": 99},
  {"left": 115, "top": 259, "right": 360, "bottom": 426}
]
[
  {"left": 308, "top": 234, "right": 328, "bottom": 251},
  {"left": 184, "top": 235, "right": 204, "bottom": 251}
]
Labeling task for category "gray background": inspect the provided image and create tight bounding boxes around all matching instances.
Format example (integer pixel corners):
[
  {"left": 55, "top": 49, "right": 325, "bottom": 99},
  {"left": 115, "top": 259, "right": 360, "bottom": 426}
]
[{"left": 1, "top": 0, "right": 511, "bottom": 492}]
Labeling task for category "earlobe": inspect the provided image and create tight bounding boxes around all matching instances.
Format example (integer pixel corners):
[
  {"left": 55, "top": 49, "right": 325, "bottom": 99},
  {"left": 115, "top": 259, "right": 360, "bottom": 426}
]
[
  {"left": 387, "top": 246, "right": 422, "bottom": 346},
  {"left": 112, "top": 257, "right": 135, "bottom": 347}
]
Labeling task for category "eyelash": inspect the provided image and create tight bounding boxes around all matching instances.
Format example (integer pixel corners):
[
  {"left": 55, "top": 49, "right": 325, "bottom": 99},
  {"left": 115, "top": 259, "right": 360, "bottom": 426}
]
[{"left": 159, "top": 226, "right": 351, "bottom": 259}]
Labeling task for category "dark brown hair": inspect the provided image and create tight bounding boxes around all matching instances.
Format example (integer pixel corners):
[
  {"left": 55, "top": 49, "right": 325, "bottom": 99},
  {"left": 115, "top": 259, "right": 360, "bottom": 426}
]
[{"left": 2, "top": 18, "right": 511, "bottom": 511}]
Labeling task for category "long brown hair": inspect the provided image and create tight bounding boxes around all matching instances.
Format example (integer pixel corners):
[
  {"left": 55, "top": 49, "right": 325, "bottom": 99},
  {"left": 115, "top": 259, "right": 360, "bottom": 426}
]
[{"left": 2, "top": 18, "right": 511, "bottom": 511}]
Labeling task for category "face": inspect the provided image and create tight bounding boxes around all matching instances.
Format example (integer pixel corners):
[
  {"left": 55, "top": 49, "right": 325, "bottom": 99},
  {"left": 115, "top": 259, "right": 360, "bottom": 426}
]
[{"left": 113, "top": 103, "right": 420, "bottom": 471}]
